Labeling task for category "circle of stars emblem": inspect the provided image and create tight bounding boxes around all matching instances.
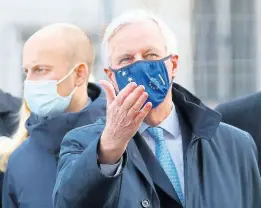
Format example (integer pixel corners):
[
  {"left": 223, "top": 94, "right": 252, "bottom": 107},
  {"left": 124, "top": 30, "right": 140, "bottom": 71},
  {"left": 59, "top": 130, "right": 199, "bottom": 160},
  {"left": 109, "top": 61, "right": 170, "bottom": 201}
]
[{"left": 149, "top": 77, "right": 160, "bottom": 90}]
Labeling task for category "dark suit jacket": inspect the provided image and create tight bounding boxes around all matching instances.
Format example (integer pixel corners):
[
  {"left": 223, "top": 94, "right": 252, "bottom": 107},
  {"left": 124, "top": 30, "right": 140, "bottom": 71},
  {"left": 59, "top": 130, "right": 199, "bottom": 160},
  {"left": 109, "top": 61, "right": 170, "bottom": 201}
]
[
  {"left": 216, "top": 92, "right": 261, "bottom": 170},
  {"left": 53, "top": 84, "right": 260, "bottom": 208}
]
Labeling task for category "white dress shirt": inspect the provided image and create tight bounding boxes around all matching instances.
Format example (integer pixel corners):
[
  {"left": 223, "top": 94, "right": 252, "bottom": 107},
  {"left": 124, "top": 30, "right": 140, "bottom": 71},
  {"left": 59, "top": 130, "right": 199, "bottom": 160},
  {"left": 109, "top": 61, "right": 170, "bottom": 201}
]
[
  {"left": 100, "top": 105, "right": 184, "bottom": 193},
  {"left": 138, "top": 105, "right": 184, "bottom": 193}
]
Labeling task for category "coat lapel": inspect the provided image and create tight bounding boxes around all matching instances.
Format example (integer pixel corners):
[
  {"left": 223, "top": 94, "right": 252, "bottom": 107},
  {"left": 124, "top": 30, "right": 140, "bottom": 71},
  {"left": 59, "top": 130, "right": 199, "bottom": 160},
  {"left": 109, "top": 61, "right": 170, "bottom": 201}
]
[
  {"left": 131, "top": 133, "right": 182, "bottom": 205},
  {"left": 127, "top": 138, "right": 155, "bottom": 189}
]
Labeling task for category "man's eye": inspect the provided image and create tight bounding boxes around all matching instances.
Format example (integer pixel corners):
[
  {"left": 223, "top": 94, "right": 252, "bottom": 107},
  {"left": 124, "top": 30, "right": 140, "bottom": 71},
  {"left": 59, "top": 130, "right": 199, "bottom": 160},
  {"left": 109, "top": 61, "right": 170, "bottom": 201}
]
[
  {"left": 35, "top": 68, "right": 45, "bottom": 73},
  {"left": 146, "top": 53, "right": 159, "bottom": 58},
  {"left": 119, "top": 57, "right": 133, "bottom": 64}
]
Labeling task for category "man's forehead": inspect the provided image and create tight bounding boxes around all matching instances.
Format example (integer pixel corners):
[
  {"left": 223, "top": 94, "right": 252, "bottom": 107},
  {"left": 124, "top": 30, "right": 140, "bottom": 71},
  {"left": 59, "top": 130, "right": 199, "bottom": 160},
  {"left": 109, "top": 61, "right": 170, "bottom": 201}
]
[
  {"left": 24, "top": 41, "right": 65, "bottom": 58},
  {"left": 108, "top": 20, "right": 166, "bottom": 55},
  {"left": 24, "top": 35, "right": 67, "bottom": 51},
  {"left": 23, "top": 40, "right": 70, "bottom": 68}
]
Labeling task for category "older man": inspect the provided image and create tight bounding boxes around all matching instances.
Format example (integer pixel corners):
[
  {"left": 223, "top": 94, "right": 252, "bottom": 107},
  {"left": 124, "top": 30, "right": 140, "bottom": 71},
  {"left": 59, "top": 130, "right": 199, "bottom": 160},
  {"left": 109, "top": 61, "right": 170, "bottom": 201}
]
[
  {"left": 2, "top": 23, "right": 106, "bottom": 207},
  {"left": 53, "top": 10, "right": 260, "bottom": 208}
]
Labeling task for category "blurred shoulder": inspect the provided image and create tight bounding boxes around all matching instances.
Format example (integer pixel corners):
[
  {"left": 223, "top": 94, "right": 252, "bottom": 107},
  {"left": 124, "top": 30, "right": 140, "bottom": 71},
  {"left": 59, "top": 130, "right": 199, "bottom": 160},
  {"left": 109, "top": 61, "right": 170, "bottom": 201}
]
[
  {"left": 215, "top": 92, "right": 261, "bottom": 113},
  {"left": 215, "top": 122, "right": 256, "bottom": 152},
  {"left": 7, "top": 139, "right": 30, "bottom": 171}
]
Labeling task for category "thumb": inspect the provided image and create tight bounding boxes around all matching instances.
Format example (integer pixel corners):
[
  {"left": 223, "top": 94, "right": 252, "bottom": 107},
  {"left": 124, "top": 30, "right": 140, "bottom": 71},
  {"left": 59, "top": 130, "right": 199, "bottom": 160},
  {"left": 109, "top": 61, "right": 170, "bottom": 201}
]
[{"left": 99, "top": 80, "right": 116, "bottom": 105}]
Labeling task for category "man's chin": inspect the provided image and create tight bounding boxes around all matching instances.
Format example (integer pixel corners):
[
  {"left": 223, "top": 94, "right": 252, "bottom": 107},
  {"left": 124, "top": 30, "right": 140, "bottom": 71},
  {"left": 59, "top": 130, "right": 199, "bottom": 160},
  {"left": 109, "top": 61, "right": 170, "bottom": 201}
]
[
  {"left": 143, "top": 108, "right": 162, "bottom": 127},
  {"left": 143, "top": 97, "right": 173, "bottom": 126}
]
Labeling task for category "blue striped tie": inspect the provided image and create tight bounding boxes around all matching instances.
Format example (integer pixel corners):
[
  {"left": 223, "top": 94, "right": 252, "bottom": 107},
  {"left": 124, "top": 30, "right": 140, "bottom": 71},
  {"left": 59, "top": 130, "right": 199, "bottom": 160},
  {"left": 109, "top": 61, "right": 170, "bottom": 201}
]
[{"left": 147, "top": 127, "right": 184, "bottom": 204}]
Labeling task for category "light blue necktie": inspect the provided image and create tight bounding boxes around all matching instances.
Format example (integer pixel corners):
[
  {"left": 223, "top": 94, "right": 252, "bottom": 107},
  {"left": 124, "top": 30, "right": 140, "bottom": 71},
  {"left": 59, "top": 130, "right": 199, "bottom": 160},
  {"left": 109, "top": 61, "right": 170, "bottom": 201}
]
[{"left": 147, "top": 127, "right": 184, "bottom": 204}]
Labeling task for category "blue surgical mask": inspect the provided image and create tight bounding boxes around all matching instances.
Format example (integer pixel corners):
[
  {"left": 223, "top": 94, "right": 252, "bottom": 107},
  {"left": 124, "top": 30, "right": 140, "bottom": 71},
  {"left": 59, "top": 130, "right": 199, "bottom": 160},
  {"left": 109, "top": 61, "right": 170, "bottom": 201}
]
[
  {"left": 110, "top": 55, "right": 172, "bottom": 108},
  {"left": 24, "top": 66, "right": 77, "bottom": 117}
]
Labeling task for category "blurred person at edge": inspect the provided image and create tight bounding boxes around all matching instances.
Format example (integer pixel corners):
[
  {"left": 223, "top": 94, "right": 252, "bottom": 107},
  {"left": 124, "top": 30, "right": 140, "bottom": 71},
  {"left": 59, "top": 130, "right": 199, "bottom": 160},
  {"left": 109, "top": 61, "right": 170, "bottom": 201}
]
[
  {"left": 0, "top": 89, "right": 22, "bottom": 137},
  {"left": 216, "top": 92, "right": 261, "bottom": 171},
  {"left": 0, "top": 101, "right": 29, "bottom": 208},
  {"left": 53, "top": 10, "right": 260, "bottom": 208},
  {"left": 2, "top": 23, "right": 106, "bottom": 208}
]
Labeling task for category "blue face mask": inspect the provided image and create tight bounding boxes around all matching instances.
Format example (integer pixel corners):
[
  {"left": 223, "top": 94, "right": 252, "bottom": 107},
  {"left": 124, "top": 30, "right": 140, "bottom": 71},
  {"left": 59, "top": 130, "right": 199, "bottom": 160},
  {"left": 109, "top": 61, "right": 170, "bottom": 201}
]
[
  {"left": 110, "top": 55, "right": 172, "bottom": 109},
  {"left": 24, "top": 66, "right": 77, "bottom": 117}
]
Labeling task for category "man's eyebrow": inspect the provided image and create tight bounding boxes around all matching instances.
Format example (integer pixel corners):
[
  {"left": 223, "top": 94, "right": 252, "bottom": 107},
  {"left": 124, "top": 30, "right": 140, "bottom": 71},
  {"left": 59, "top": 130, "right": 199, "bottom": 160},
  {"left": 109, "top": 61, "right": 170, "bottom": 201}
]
[
  {"left": 115, "top": 53, "right": 135, "bottom": 61},
  {"left": 116, "top": 53, "right": 132, "bottom": 58},
  {"left": 143, "top": 47, "right": 162, "bottom": 53},
  {"left": 23, "top": 64, "right": 53, "bottom": 70}
]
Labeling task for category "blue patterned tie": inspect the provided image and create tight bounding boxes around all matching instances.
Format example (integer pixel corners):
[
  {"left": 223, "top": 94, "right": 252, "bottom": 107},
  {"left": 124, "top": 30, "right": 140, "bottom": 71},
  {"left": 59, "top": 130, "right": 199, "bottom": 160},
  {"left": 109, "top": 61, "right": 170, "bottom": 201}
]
[{"left": 147, "top": 127, "right": 184, "bottom": 204}]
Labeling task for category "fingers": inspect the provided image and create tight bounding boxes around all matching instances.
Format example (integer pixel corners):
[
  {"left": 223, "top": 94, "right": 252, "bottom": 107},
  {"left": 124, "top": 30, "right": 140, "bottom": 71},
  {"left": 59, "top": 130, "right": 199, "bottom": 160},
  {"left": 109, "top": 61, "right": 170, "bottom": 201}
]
[
  {"left": 126, "top": 91, "right": 148, "bottom": 118},
  {"left": 114, "top": 82, "right": 137, "bottom": 106},
  {"left": 99, "top": 80, "right": 116, "bottom": 105},
  {"left": 134, "top": 102, "right": 152, "bottom": 123},
  {"left": 122, "top": 85, "right": 145, "bottom": 111}
]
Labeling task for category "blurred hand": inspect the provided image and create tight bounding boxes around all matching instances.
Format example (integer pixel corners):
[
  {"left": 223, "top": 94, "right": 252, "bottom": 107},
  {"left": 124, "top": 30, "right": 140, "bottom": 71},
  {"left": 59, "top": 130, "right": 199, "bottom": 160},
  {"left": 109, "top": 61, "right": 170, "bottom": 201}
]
[{"left": 98, "top": 80, "right": 152, "bottom": 164}]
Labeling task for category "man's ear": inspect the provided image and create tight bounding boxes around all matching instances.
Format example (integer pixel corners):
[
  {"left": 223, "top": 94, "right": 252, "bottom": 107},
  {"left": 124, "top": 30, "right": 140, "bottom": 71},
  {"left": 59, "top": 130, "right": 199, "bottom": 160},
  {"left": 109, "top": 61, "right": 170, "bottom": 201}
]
[
  {"left": 171, "top": 55, "right": 179, "bottom": 79},
  {"left": 75, "top": 63, "right": 88, "bottom": 86},
  {"left": 104, "top": 68, "right": 119, "bottom": 91}
]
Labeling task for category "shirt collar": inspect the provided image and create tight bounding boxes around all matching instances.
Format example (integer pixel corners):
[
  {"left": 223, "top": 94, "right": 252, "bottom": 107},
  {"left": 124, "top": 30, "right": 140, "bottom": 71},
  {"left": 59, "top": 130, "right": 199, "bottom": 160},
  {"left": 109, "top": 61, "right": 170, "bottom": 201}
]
[{"left": 139, "top": 104, "right": 180, "bottom": 138}]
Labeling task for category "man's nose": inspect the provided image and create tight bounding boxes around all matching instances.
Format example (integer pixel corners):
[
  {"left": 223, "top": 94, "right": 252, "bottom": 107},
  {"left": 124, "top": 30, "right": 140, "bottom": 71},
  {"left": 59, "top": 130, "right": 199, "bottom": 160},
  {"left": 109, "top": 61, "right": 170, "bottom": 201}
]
[
  {"left": 25, "top": 70, "right": 34, "bottom": 80},
  {"left": 134, "top": 54, "right": 144, "bottom": 62}
]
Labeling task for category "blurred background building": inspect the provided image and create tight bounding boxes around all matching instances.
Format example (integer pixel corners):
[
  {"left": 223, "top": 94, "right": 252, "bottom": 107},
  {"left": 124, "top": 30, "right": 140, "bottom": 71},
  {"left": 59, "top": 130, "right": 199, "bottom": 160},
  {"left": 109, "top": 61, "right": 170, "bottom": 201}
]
[{"left": 0, "top": 0, "right": 260, "bottom": 106}]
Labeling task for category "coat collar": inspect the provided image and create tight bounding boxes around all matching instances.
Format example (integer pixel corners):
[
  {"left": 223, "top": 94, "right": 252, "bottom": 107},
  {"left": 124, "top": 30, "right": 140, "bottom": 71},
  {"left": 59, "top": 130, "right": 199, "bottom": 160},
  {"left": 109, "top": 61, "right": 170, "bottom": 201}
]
[{"left": 171, "top": 83, "right": 221, "bottom": 140}]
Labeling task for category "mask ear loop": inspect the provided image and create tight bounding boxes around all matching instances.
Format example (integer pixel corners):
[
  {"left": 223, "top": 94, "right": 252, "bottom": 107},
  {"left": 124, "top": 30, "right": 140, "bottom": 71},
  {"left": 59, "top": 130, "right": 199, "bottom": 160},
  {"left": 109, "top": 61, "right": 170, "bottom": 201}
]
[
  {"left": 159, "top": 54, "right": 174, "bottom": 88},
  {"left": 57, "top": 65, "right": 78, "bottom": 85},
  {"left": 107, "top": 67, "right": 120, "bottom": 95},
  {"left": 57, "top": 65, "right": 78, "bottom": 98}
]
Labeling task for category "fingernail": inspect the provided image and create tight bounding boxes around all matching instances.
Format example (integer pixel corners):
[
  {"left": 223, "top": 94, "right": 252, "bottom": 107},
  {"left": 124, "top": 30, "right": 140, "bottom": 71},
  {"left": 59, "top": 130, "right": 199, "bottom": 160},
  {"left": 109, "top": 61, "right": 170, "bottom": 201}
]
[
  {"left": 143, "top": 92, "right": 148, "bottom": 97},
  {"left": 129, "top": 82, "right": 137, "bottom": 87},
  {"left": 139, "top": 85, "right": 145, "bottom": 90}
]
